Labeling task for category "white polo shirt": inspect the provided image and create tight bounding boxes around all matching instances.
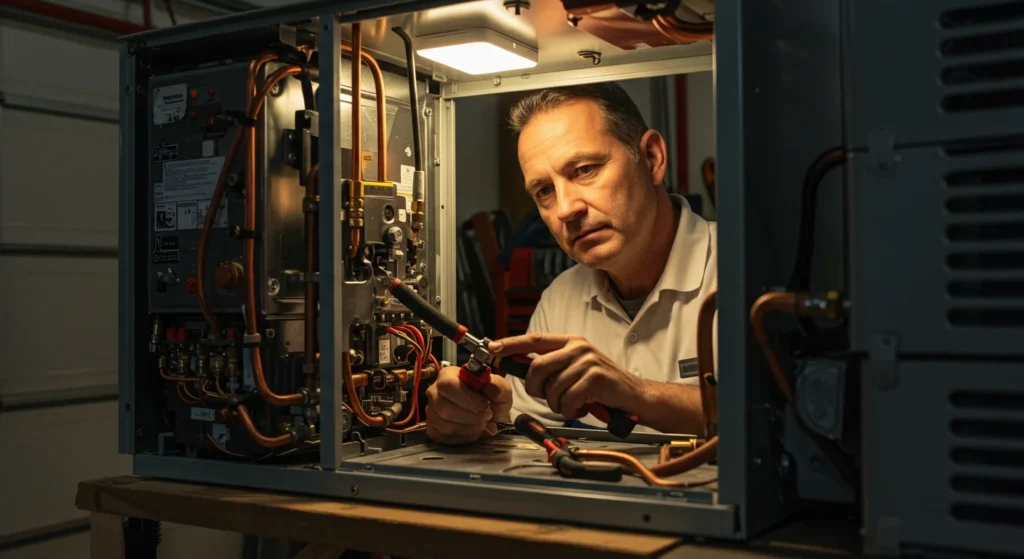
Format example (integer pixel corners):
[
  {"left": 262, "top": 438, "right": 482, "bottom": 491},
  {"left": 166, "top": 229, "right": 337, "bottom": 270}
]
[{"left": 507, "top": 194, "right": 718, "bottom": 434}]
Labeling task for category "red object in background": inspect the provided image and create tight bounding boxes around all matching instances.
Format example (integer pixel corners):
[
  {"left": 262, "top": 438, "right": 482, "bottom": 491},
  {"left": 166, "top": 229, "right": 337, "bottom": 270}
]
[
  {"left": 185, "top": 277, "right": 198, "bottom": 294},
  {"left": 0, "top": 0, "right": 150, "bottom": 35}
]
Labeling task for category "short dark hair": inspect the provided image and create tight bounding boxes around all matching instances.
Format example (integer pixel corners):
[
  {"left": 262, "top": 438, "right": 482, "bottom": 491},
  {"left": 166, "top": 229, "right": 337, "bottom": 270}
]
[{"left": 507, "top": 83, "right": 649, "bottom": 160}]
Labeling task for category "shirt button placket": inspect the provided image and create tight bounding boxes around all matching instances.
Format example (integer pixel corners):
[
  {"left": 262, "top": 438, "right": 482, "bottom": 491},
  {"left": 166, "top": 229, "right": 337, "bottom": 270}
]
[{"left": 627, "top": 331, "right": 639, "bottom": 344}]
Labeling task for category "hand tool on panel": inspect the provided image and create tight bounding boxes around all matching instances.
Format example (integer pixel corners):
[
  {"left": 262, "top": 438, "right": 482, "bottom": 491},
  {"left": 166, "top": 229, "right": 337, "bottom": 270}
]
[
  {"left": 376, "top": 271, "right": 640, "bottom": 438},
  {"left": 514, "top": 414, "right": 623, "bottom": 482}
]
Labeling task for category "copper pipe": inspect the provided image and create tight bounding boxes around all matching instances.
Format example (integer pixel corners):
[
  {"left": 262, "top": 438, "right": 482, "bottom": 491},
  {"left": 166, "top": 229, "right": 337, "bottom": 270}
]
[
  {"left": 575, "top": 448, "right": 716, "bottom": 488},
  {"left": 650, "top": 436, "right": 720, "bottom": 477},
  {"left": 244, "top": 65, "right": 306, "bottom": 408},
  {"left": 749, "top": 291, "right": 859, "bottom": 488},
  {"left": 658, "top": 443, "right": 672, "bottom": 465},
  {"left": 344, "top": 350, "right": 387, "bottom": 427},
  {"left": 652, "top": 15, "right": 713, "bottom": 43},
  {"left": 342, "top": 45, "right": 387, "bottom": 181},
  {"left": 159, "top": 368, "right": 199, "bottom": 384},
  {"left": 697, "top": 290, "right": 719, "bottom": 435},
  {"left": 304, "top": 163, "right": 319, "bottom": 393},
  {"left": 234, "top": 404, "right": 294, "bottom": 448},
  {"left": 350, "top": 364, "right": 438, "bottom": 389},
  {"left": 197, "top": 51, "right": 277, "bottom": 338}
]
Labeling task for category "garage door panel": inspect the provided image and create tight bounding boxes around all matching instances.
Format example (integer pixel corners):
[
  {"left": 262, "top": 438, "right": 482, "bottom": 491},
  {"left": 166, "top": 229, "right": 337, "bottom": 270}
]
[
  {"left": 0, "top": 255, "right": 116, "bottom": 396},
  {"left": 0, "top": 109, "right": 118, "bottom": 249},
  {"left": 0, "top": 401, "right": 130, "bottom": 538}
]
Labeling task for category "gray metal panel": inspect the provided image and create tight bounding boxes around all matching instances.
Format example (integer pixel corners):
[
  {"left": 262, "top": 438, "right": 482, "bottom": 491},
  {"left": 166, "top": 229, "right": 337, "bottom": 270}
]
[
  {"left": 318, "top": 13, "right": 344, "bottom": 471},
  {"left": 134, "top": 453, "right": 738, "bottom": 539},
  {"left": 849, "top": 146, "right": 1024, "bottom": 354},
  {"left": 862, "top": 360, "right": 1024, "bottom": 557},
  {"left": 716, "top": 0, "right": 846, "bottom": 539},
  {"left": 845, "top": 0, "right": 1024, "bottom": 148}
]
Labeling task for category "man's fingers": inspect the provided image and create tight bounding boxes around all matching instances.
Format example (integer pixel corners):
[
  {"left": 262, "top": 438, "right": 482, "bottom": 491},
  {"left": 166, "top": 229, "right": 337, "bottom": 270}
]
[
  {"left": 425, "top": 404, "right": 487, "bottom": 445},
  {"left": 524, "top": 342, "right": 586, "bottom": 398},
  {"left": 543, "top": 362, "right": 585, "bottom": 415},
  {"left": 559, "top": 373, "right": 595, "bottom": 419},
  {"left": 432, "top": 394, "right": 492, "bottom": 426},
  {"left": 489, "top": 333, "right": 577, "bottom": 356}
]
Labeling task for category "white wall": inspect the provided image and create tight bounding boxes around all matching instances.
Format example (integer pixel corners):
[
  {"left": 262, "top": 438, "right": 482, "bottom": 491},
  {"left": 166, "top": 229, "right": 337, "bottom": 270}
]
[{"left": 0, "top": 2, "right": 243, "bottom": 558}]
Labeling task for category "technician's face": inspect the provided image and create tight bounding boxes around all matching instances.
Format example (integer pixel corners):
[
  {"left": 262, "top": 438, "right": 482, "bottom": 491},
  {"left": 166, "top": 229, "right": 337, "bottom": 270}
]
[{"left": 518, "top": 100, "right": 666, "bottom": 273}]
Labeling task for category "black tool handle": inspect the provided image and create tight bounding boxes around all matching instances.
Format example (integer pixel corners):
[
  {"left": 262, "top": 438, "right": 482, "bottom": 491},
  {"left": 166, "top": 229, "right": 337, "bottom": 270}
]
[
  {"left": 514, "top": 414, "right": 622, "bottom": 482},
  {"left": 386, "top": 278, "right": 466, "bottom": 342},
  {"left": 500, "top": 357, "right": 639, "bottom": 439}
]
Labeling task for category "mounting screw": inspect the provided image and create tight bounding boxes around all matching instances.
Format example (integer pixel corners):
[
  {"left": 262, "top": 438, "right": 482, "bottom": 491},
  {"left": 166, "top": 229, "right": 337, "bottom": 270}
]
[
  {"left": 287, "top": 153, "right": 297, "bottom": 163},
  {"left": 266, "top": 328, "right": 276, "bottom": 339},
  {"left": 423, "top": 107, "right": 433, "bottom": 117},
  {"left": 578, "top": 50, "right": 602, "bottom": 65},
  {"left": 493, "top": 76, "right": 502, "bottom": 86},
  {"left": 124, "top": 85, "right": 132, "bottom": 95},
  {"left": 351, "top": 485, "right": 360, "bottom": 496},
  {"left": 227, "top": 173, "right": 240, "bottom": 187},
  {"left": 435, "top": 296, "right": 442, "bottom": 305},
  {"left": 287, "top": 132, "right": 295, "bottom": 141},
  {"left": 433, "top": 159, "right": 441, "bottom": 167},
  {"left": 267, "top": 277, "right": 281, "bottom": 296}
]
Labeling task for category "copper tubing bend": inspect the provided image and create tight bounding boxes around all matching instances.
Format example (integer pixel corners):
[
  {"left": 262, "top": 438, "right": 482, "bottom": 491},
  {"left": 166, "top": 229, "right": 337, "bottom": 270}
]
[
  {"left": 245, "top": 65, "right": 307, "bottom": 408},
  {"left": 652, "top": 15, "right": 713, "bottom": 43},
  {"left": 343, "top": 350, "right": 387, "bottom": 427},
  {"left": 233, "top": 404, "right": 294, "bottom": 449},
  {"left": 749, "top": 291, "right": 859, "bottom": 488},
  {"left": 342, "top": 44, "right": 387, "bottom": 181},
  {"left": 575, "top": 448, "right": 716, "bottom": 487}
]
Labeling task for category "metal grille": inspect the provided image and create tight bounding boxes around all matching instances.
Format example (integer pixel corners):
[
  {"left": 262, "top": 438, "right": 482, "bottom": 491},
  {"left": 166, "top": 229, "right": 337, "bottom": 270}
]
[
  {"left": 939, "top": 2, "right": 1024, "bottom": 113},
  {"left": 949, "top": 389, "right": 1024, "bottom": 529},
  {"left": 942, "top": 137, "right": 1024, "bottom": 328}
]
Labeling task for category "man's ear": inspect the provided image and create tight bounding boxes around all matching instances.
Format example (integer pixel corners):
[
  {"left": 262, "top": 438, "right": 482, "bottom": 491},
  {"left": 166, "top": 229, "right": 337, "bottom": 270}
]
[{"left": 640, "top": 129, "right": 668, "bottom": 187}]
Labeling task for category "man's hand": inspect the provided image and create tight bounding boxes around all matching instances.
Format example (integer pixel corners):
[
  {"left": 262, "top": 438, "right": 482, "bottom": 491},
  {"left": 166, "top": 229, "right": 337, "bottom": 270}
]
[
  {"left": 425, "top": 366, "right": 513, "bottom": 445},
  {"left": 489, "top": 334, "right": 647, "bottom": 420}
]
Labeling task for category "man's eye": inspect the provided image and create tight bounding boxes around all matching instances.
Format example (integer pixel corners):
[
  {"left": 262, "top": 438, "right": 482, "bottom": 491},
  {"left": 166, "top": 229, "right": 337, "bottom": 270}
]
[
  {"left": 575, "top": 165, "right": 597, "bottom": 178},
  {"left": 535, "top": 186, "right": 553, "bottom": 199}
]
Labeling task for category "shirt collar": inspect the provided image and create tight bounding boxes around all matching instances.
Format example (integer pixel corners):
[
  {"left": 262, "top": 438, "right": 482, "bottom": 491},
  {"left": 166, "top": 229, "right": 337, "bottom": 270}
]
[{"left": 584, "top": 194, "right": 711, "bottom": 305}]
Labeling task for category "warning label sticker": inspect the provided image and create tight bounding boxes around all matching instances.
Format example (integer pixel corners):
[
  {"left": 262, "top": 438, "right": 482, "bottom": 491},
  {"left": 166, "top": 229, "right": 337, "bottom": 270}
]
[
  {"left": 153, "top": 83, "right": 188, "bottom": 125},
  {"left": 155, "top": 203, "right": 177, "bottom": 231},
  {"left": 153, "top": 200, "right": 228, "bottom": 231},
  {"left": 155, "top": 157, "right": 226, "bottom": 204},
  {"left": 399, "top": 164, "right": 414, "bottom": 211},
  {"left": 152, "top": 235, "right": 179, "bottom": 263}
]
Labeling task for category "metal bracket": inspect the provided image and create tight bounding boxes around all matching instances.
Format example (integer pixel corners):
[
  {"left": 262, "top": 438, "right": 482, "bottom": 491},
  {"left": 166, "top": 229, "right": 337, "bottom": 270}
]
[{"left": 868, "top": 333, "right": 899, "bottom": 390}]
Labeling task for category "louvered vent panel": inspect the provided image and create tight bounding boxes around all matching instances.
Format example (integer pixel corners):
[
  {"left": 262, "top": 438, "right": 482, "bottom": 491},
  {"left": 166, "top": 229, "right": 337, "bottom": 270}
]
[
  {"left": 940, "top": 2, "right": 1024, "bottom": 113},
  {"left": 942, "top": 137, "right": 1024, "bottom": 329},
  {"left": 948, "top": 390, "right": 1024, "bottom": 529}
]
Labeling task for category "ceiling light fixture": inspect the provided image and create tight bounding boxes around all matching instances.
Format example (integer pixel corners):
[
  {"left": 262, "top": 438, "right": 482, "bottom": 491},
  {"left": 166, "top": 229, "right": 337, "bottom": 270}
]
[{"left": 415, "top": 28, "right": 538, "bottom": 75}]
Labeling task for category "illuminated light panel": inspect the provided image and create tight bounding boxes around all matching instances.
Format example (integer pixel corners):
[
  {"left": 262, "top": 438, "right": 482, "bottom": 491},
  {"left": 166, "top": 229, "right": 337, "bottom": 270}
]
[{"left": 415, "top": 28, "right": 538, "bottom": 75}]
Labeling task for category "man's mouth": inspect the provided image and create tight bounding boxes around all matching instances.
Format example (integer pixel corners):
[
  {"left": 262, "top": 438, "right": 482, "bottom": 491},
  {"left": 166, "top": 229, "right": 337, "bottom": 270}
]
[{"left": 572, "top": 226, "right": 608, "bottom": 244}]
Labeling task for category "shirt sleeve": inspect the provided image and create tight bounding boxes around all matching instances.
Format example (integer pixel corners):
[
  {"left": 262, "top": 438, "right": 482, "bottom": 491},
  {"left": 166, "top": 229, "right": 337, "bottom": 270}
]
[{"left": 506, "top": 291, "right": 565, "bottom": 427}]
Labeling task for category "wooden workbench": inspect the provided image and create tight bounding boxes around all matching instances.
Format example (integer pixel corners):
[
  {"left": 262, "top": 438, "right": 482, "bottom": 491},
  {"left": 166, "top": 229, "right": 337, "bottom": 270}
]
[{"left": 75, "top": 476, "right": 862, "bottom": 558}]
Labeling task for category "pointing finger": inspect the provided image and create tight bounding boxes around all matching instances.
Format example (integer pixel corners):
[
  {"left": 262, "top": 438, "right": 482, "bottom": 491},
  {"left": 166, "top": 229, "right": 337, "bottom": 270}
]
[{"left": 489, "top": 333, "right": 576, "bottom": 356}]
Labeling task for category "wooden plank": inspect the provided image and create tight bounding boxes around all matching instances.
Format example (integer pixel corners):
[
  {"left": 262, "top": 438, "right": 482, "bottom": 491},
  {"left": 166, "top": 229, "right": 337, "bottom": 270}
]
[
  {"left": 89, "top": 512, "right": 124, "bottom": 559},
  {"left": 75, "top": 476, "right": 683, "bottom": 559}
]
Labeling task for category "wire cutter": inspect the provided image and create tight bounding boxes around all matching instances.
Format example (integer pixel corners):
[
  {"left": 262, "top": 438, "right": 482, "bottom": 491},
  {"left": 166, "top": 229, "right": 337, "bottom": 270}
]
[
  {"left": 378, "top": 273, "right": 640, "bottom": 438},
  {"left": 514, "top": 414, "right": 622, "bottom": 481}
]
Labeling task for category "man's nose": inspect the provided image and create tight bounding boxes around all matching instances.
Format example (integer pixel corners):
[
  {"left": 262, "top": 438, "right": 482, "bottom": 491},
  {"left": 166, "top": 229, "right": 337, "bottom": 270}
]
[{"left": 554, "top": 181, "right": 586, "bottom": 223}]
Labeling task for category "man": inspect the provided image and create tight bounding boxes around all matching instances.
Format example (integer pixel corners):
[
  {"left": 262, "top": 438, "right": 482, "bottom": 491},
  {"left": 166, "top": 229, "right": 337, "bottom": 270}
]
[{"left": 426, "top": 82, "right": 718, "bottom": 445}]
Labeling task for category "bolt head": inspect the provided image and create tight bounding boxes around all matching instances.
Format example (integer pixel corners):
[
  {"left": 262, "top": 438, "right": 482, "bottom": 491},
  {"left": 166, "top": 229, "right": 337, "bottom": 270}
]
[{"left": 267, "top": 278, "right": 281, "bottom": 295}]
